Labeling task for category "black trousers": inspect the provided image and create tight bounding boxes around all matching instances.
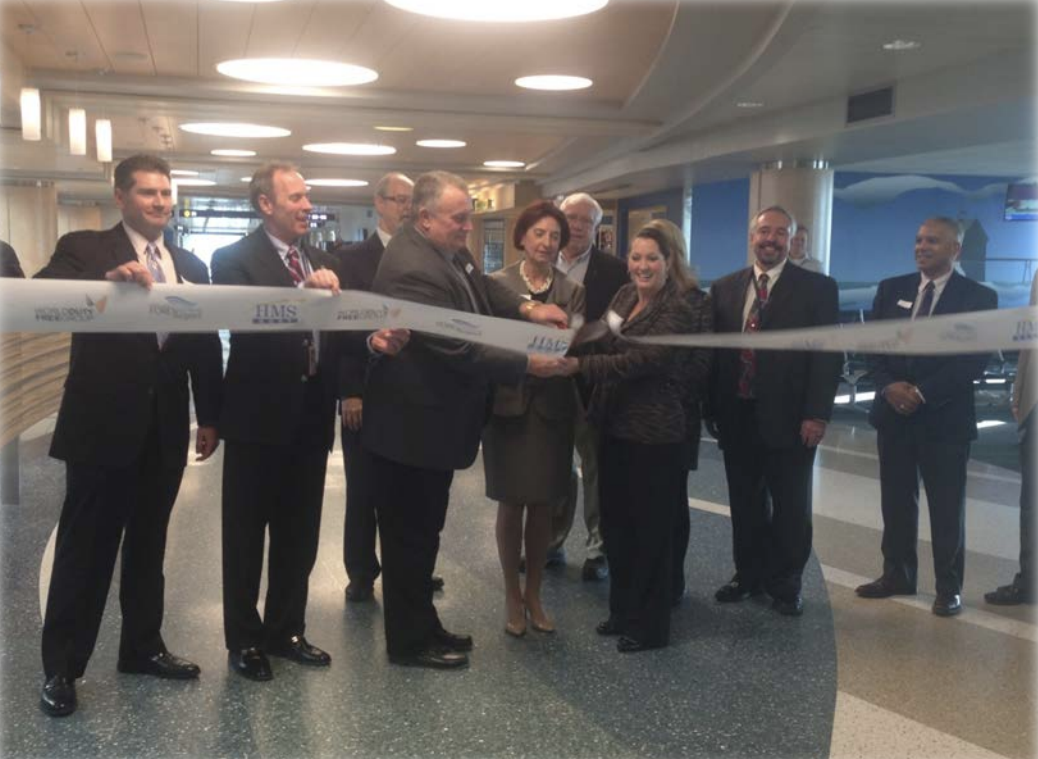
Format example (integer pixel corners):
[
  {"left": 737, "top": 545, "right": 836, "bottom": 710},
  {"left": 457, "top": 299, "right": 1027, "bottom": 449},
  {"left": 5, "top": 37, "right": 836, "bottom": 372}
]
[
  {"left": 877, "top": 428, "right": 969, "bottom": 596},
  {"left": 1018, "top": 409, "right": 1036, "bottom": 591},
  {"left": 673, "top": 467, "right": 692, "bottom": 599},
  {"left": 721, "top": 400, "right": 815, "bottom": 601},
  {"left": 342, "top": 427, "right": 380, "bottom": 586},
  {"left": 221, "top": 439, "right": 327, "bottom": 650},
  {"left": 42, "top": 423, "right": 184, "bottom": 679},
  {"left": 356, "top": 444, "right": 453, "bottom": 657},
  {"left": 599, "top": 436, "right": 685, "bottom": 648}
]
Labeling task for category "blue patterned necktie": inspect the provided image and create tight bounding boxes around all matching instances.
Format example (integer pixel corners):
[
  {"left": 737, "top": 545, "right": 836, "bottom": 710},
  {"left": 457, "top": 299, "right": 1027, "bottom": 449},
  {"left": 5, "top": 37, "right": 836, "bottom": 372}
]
[{"left": 146, "top": 243, "right": 168, "bottom": 348}]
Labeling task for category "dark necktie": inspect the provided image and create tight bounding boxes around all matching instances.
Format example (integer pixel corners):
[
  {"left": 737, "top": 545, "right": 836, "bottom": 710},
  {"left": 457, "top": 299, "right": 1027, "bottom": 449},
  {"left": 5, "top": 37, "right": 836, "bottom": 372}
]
[
  {"left": 146, "top": 243, "right": 168, "bottom": 348},
  {"left": 915, "top": 280, "right": 935, "bottom": 318},
  {"left": 737, "top": 273, "right": 769, "bottom": 399},
  {"left": 286, "top": 246, "right": 305, "bottom": 285}
]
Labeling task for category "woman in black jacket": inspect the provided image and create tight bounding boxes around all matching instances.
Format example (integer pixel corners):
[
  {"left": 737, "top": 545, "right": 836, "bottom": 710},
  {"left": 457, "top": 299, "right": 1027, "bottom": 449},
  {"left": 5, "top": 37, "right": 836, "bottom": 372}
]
[{"left": 561, "top": 224, "right": 710, "bottom": 652}]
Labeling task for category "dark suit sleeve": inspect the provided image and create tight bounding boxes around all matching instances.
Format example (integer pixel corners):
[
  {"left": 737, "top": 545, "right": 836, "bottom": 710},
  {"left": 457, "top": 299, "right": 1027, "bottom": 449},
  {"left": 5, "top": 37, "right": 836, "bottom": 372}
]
[
  {"left": 484, "top": 274, "right": 526, "bottom": 319},
  {"left": 1, "top": 242, "right": 25, "bottom": 278},
  {"left": 381, "top": 265, "right": 527, "bottom": 385},
  {"left": 802, "top": 275, "right": 842, "bottom": 422},
  {"left": 865, "top": 279, "right": 899, "bottom": 392},
  {"left": 174, "top": 254, "right": 223, "bottom": 428},
  {"left": 914, "top": 284, "right": 998, "bottom": 406},
  {"left": 686, "top": 289, "right": 713, "bottom": 400},
  {"left": 36, "top": 233, "right": 111, "bottom": 281}
]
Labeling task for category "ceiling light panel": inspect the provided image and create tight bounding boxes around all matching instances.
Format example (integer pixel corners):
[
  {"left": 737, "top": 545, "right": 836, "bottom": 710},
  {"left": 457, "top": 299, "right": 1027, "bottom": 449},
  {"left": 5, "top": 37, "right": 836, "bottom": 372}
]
[
  {"left": 306, "top": 179, "right": 369, "bottom": 188},
  {"left": 173, "top": 178, "right": 217, "bottom": 187},
  {"left": 484, "top": 160, "right": 525, "bottom": 168},
  {"left": 515, "top": 75, "right": 593, "bottom": 91},
  {"left": 217, "top": 58, "right": 378, "bottom": 87},
  {"left": 384, "top": 0, "right": 608, "bottom": 22},
  {"left": 180, "top": 122, "right": 290, "bottom": 138},
  {"left": 416, "top": 139, "right": 466, "bottom": 148},
  {"left": 211, "top": 148, "right": 257, "bottom": 157},
  {"left": 303, "top": 143, "right": 397, "bottom": 156}
]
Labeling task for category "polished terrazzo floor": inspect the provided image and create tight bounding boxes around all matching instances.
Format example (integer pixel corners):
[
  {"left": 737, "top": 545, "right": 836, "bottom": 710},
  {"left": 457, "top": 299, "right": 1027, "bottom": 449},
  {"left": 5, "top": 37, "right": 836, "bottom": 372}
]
[{"left": 0, "top": 404, "right": 1032, "bottom": 758}]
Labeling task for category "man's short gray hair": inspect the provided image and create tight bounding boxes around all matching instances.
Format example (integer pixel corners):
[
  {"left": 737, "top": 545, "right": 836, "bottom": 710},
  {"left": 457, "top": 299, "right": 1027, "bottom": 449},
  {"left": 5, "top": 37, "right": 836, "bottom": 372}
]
[
  {"left": 560, "top": 192, "right": 604, "bottom": 228},
  {"left": 412, "top": 171, "right": 469, "bottom": 215},
  {"left": 924, "top": 216, "right": 965, "bottom": 244},
  {"left": 374, "top": 172, "right": 413, "bottom": 201},
  {"left": 751, "top": 205, "right": 797, "bottom": 235},
  {"left": 250, "top": 161, "right": 300, "bottom": 213}
]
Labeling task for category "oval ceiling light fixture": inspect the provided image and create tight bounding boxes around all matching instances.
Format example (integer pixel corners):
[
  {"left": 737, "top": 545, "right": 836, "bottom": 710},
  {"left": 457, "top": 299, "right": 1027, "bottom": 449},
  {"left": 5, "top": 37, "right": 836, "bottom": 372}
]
[
  {"left": 384, "top": 0, "right": 608, "bottom": 22},
  {"left": 180, "top": 122, "right": 290, "bottom": 138},
  {"left": 241, "top": 177, "right": 253, "bottom": 182},
  {"left": 736, "top": 101, "right": 764, "bottom": 109},
  {"left": 171, "top": 169, "right": 200, "bottom": 176},
  {"left": 515, "top": 75, "right": 592, "bottom": 91},
  {"left": 172, "top": 178, "right": 217, "bottom": 187},
  {"left": 882, "top": 39, "right": 922, "bottom": 51},
  {"left": 375, "top": 125, "right": 413, "bottom": 132},
  {"left": 216, "top": 58, "right": 378, "bottom": 87},
  {"left": 303, "top": 142, "right": 397, "bottom": 156},
  {"left": 211, "top": 148, "right": 257, "bottom": 157},
  {"left": 306, "top": 178, "right": 370, "bottom": 188},
  {"left": 484, "top": 160, "right": 525, "bottom": 168},
  {"left": 417, "top": 139, "right": 466, "bottom": 148}
]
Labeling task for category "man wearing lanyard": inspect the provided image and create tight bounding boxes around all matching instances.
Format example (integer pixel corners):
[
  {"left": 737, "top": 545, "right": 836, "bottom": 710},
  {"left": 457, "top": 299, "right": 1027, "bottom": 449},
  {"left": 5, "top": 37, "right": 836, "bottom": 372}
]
[
  {"left": 857, "top": 216, "right": 997, "bottom": 617},
  {"left": 35, "top": 154, "right": 222, "bottom": 716}
]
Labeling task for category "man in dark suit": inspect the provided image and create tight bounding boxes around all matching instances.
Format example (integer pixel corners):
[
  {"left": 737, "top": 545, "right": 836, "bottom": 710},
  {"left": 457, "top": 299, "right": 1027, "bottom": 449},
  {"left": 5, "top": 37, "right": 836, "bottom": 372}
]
[
  {"left": 553, "top": 192, "right": 629, "bottom": 580},
  {"left": 708, "top": 206, "right": 841, "bottom": 617},
  {"left": 34, "top": 154, "right": 223, "bottom": 717},
  {"left": 856, "top": 216, "right": 998, "bottom": 617},
  {"left": 360, "top": 170, "right": 568, "bottom": 669},
  {"left": 211, "top": 162, "right": 376, "bottom": 681},
  {"left": 333, "top": 171, "right": 419, "bottom": 603}
]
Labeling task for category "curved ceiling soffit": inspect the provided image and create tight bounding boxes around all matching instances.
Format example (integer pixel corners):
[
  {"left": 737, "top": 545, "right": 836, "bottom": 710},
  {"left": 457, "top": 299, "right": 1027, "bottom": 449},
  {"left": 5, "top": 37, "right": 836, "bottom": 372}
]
[{"left": 541, "top": 0, "right": 799, "bottom": 191}]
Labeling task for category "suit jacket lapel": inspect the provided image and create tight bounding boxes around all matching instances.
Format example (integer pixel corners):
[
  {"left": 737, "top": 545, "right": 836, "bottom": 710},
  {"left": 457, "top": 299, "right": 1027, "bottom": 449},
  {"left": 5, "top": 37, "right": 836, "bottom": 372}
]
[
  {"left": 760, "top": 266, "right": 794, "bottom": 329},
  {"left": 931, "top": 271, "right": 964, "bottom": 316},
  {"left": 729, "top": 268, "right": 753, "bottom": 330},
  {"left": 897, "top": 273, "right": 922, "bottom": 319},
  {"left": 111, "top": 224, "right": 139, "bottom": 267},
  {"left": 454, "top": 249, "right": 492, "bottom": 314},
  {"left": 252, "top": 229, "right": 296, "bottom": 287}
]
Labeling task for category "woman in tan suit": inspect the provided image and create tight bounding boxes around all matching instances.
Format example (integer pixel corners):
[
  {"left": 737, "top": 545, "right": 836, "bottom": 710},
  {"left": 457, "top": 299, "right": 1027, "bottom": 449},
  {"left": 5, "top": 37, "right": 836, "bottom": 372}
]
[{"left": 483, "top": 200, "right": 585, "bottom": 637}]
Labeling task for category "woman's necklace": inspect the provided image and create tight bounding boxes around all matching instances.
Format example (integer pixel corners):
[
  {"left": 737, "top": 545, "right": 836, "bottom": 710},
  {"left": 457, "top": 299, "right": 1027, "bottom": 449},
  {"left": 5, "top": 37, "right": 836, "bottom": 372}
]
[{"left": 520, "top": 259, "right": 553, "bottom": 295}]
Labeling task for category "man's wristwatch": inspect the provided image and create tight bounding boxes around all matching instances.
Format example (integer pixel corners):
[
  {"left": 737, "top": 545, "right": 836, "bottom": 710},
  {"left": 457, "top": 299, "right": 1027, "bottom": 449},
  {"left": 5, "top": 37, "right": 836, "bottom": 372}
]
[{"left": 521, "top": 300, "right": 538, "bottom": 317}]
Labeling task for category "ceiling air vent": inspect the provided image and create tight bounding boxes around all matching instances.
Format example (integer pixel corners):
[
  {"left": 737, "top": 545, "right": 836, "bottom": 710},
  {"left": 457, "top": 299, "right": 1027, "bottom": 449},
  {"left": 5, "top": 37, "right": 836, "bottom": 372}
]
[{"left": 846, "top": 86, "right": 894, "bottom": 124}]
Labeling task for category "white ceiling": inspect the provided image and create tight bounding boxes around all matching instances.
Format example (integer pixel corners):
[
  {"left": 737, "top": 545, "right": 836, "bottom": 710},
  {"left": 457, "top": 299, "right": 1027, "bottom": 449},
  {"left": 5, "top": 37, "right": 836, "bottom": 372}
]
[{"left": 0, "top": 0, "right": 1034, "bottom": 206}]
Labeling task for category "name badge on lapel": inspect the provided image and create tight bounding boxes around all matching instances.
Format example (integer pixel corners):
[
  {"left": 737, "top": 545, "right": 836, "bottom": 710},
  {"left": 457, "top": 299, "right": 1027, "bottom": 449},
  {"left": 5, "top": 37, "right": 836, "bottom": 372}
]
[{"left": 897, "top": 299, "right": 913, "bottom": 310}]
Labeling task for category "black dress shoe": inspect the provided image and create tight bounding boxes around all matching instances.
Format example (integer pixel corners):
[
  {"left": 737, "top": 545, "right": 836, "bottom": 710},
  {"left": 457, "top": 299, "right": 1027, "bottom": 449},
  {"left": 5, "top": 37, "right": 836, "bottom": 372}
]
[
  {"left": 39, "top": 676, "right": 76, "bottom": 717},
  {"left": 985, "top": 583, "right": 1033, "bottom": 606},
  {"left": 855, "top": 576, "right": 916, "bottom": 599},
  {"left": 388, "top": 646, "right": 468, "bottom": 670},
  {"left": 772, "top": 595, "right": 804, "bottom": 617},
  {"left": 933, "top": 593, "right": 963, "bottom": 617},
  {"left": 546, "top": 548, "right": 567, "bottom": 568},
  {"left": 267, "top": 635, "right": 331, "bottom": 666},
  {"left": 581, "top": 556, "right": 608, "bottom": 581},
  {"left": 616, "top": 636, "right": 663, "bottom": 653},
  {"left": 595, "top": 617, "right": 623, "bottom": 636},
  {"left": 117, "top": 651, "right": 200, "bottom": 679},
  {"left": 345, "top": 582, "right": 374, "bottom": 603},
  {"left": 228, "top": 647, "right": 273, "bottom": 681},
  {"left": 431, "top": 575, "right": 445, "bottom": 592},
  {"left": 714, "top": 580, "right": 762, "bottom": 603},
  {"left": 434, "top": 629, "right": 474, "bottom": 652}
]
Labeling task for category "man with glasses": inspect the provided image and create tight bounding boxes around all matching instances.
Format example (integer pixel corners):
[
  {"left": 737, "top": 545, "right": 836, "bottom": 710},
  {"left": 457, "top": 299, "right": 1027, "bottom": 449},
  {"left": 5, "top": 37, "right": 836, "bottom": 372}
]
[
  {"left": 333, "top": 172, "right": 433, "bottom": 604},
  {"left": 553, "top": 193, "right": 628, "bottom": 581}
]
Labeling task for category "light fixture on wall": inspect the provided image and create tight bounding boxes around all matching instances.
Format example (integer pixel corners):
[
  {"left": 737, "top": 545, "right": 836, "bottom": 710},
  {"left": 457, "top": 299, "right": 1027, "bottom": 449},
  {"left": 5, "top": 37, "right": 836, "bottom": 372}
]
[
  {"left": 69, "top": 108, "right": 87, "bottom": 155},
  {"left": 95, "top": 118, "right": 112, "bottom": 162},
  {"left": 20, "top": 88, "right": 41, "bottom": 140}
]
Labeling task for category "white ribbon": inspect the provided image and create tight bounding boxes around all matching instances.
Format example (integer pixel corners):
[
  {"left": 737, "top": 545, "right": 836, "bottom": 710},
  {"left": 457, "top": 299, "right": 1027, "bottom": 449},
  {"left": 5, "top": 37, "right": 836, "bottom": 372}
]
[{"left": 1, "top": 279, "right": 1035, "bottom": 356}]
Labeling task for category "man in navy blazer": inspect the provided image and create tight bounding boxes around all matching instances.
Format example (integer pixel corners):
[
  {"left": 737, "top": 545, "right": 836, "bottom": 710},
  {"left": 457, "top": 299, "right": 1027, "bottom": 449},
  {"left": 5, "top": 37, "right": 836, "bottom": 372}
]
[
  {"left": 857, "top": 216, "right": 998, "bottom": 617},
  {"left": 332, "top": 172, "right": 417, "bottom": 603},
  {"left": 708, "top": 206, "right": 841, "bottom": 617},
  {"left": 35, "top": 154, "right": 223, "bottom": 717}
]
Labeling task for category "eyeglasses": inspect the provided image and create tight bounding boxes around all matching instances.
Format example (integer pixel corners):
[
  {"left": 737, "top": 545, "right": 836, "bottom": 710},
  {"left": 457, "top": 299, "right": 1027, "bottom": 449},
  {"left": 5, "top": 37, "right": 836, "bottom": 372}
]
[{"left": 380, "top": 194, "right": 412, "bottom": 206}]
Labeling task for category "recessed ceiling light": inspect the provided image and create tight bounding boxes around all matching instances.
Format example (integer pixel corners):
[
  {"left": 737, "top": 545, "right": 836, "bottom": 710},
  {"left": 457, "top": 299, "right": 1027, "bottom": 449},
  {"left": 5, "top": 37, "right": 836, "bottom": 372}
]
[
  {"left": 172, "top": 178, "right": 217, "bottom": 187},
  {"left": 170, "top": 169, "right": 200, "bottom": 176},
  {"left": 375, "top": 125, "right": 414, "bottom": 132},
  {"left": 302, "top": 143, "right": 397, "bottom": 156},
  {"left": 736, "top": 101, "right": 764, "bottom": 109},
  {"left": 214, "top": 0, "right": 285, "bottom": 3},
  {"left": 180, "top": 122, "right": 290, "bottom": 138},
  {"left": 216, "top": 58, "right": 378, "bottom": 87},
  {"left": 306, "top": 179, "right": 370, "bottom": 188},
  {"left": 484, "top": 160, "right": 525, "bottom": 168},
  {"left": 384, "top": 0, "right": 607, "bottom": 22},
  {"left": 515, "top": 75, "right": 592, "bottom": 91},
  {"left": 882, "top": 39, "right": 922, "bottom": 51},
  {"left": 211, "top": 148, "right": 257, "bottom": 157},
  {"left": 417, "top": 139, "right": 466, "bottom": 149},
  {"left": 241, "top": 177, "right": 252, "bottom": 182}
]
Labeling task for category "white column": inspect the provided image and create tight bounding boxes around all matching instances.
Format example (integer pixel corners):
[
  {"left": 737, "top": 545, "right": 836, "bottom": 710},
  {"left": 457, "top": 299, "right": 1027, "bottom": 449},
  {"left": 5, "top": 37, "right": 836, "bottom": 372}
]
[{"left": 748, "top": 161, "right": 834, "bottom": 274}]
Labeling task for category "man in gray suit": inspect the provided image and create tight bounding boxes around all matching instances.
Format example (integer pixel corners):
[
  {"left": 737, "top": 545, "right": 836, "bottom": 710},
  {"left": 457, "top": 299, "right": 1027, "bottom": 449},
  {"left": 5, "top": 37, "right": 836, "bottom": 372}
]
[{"left": 358, "top": 171, "right": 568, "bottom": 669}]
